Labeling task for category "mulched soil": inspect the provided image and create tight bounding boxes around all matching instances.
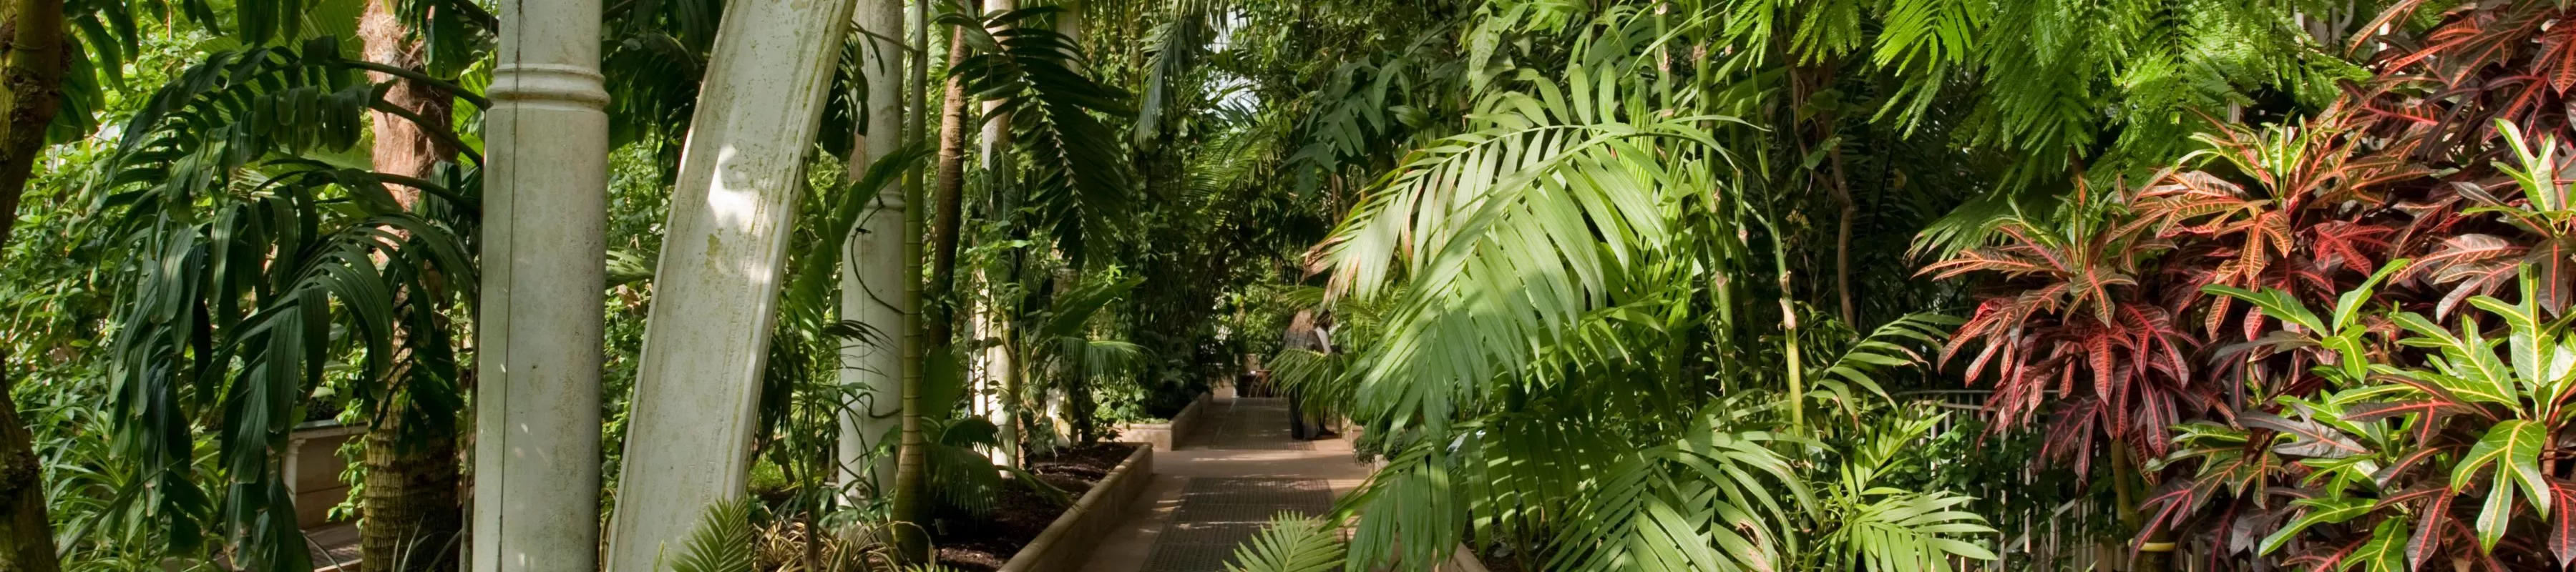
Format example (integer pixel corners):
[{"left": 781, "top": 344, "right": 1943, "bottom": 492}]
[
  {"left": 1470, "top": 543, "right": 1536, "bottom": 572},
  {"left": 931, "top": 443, "right": 1139, "bottom": 572}
]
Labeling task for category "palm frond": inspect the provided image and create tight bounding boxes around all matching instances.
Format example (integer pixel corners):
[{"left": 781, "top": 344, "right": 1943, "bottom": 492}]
[
  {"left": 668, "top": 499, "right": 757, "bottom": 572},
  {"left": 1226, "top": 514, "right": 1348, "bottom": 572},
  {"left": 1321, "top": 58, "right": 1742, "bottom": 435}
]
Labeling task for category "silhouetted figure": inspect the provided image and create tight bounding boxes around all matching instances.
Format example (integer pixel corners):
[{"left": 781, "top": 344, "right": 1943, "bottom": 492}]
[{"left": 1282, "top": 310, "right": 1337, "bottom": 440}]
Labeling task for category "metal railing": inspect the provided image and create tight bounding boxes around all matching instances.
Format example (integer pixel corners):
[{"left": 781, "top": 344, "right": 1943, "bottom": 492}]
[{"left": 1901, "top": 390, "right": 2122, "bottom": 571}]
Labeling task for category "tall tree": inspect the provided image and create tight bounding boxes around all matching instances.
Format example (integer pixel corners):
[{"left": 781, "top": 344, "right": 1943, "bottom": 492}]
[
  {"left": 356, "top": 1, "right": 464, "bottom": 568},
  {"left": 0, "top": 0, "right": 71, "bottom": 564},
  {"left": 894, "top": 6, "right": 973, "bottom": 561}
]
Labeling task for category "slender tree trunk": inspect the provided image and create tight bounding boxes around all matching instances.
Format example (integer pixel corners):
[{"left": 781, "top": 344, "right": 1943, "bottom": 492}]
[
  {"left": 358, "top": 2, "right": 463, "bottom": 569},
  {"left": 895, "top": 9, "right": 972, "bottom": 564},
  {"left": 1788, "top": 55, "right": 1855, "bottom": 326},
  {"left": 884, "top": 0, "right": 932, "bottom": 559},
  {"left": 2109, "top": 440, "right": 2168, "bottom": 571},
  {"left": 1772, "top": 237, "right": 1804, "bottom": 433},
  {"left": 1829, "top": 151, "right": 1854, "bottom": 325},
  {"left": 0, "top": 0, "right": 72, "bottom": 565},
  {"left": 924, "top": 24, "right": 972, "bottom": 347}
]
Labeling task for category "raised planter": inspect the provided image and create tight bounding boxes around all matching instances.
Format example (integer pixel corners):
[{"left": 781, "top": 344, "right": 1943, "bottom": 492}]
[
  {"left": 996, "top": 443, "right": 1156, "bottom": 572},
  {"left": 284, "top": 420, "right": 363, "bottom": 528},
  {"left": 1113, "top": 392, "right": 1211, "bottom": 451}
]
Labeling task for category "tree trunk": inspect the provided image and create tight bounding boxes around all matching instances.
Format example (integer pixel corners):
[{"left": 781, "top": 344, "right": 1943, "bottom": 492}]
[
  {"left": 895, "top": 11, "right": 974, "bottom": 564},
  {"left": 0, "top": 355, "right": 58, "bottom": 572},
  {"left": 884, "top": 0, "right": 931, "bottom": 560},
  {"left": 360, "top": 413, "right": 463, "bottom": 571},
  {"left": 1788, "top": 56, "right": 1854, "bottom": 326},
  {"left": 358, "top": 2, "right": 464, "bottom": 570},
  {"left": 363, "top": 4, "right": 456, "bottom": 193},
  {"left": 0, "top": 0, "right": 73, "bottom": 565},
  {"left": 924, "top": 25, "right": 972, "bottom": 348},
  {"left": 0, "top": 0, "right": 64, "bottom": 253}
]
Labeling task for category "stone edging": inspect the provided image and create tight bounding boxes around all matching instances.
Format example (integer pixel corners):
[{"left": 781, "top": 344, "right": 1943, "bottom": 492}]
[
  {"left": 997, "top": 443, "right": 1156, "bottom": 572},
  {"left": 1441, "top": 546, "right": 1494, "bottom": 572},
  {"left": 1113, "top": 392, "right": 1212, "bottom": 451}
]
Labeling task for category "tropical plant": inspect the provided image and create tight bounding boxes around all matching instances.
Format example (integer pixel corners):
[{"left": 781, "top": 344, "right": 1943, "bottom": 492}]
[
  {"left": 2189, "top": 261, "right": 2576, "bottom": 570},
  {"left": 1922, "top": 208, "right": 2205, "bottom": 475},
  {"left": 1225, "top": 514, "right": 1347, "bottom": 572},
  {"left": 98, "top": 36, "right": 479, "bottom": 569},
  {"left": 31, "top": 1, "right": 2576, "bottom": 571},
  {"left": 1814, "top": 410, "right": 1999, "bottom": 572},
  {"left": 1284, "top": 7, "right": 2011, "bottom": 571}
]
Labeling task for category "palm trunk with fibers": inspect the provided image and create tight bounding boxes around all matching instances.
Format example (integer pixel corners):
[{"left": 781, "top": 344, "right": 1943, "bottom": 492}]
[
  {"left": 895, "top": 9, "right": 975, "bottom": 563},
  {"left": 361, "top": 406, "right": 463, "bottom": 571},
  {"left": 358, "top": 2, "right": 464, "bottom": 569},
  {"left": 0, "top": 0, "right": 73, "bottom": 566}
]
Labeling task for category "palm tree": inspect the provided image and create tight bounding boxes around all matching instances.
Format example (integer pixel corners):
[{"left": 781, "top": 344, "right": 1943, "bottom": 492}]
[{"left": 354, "top": 1, "right": 467, "bottom": 567}]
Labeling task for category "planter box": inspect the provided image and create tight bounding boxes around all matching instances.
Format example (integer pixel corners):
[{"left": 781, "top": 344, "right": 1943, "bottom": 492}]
[
  {"left": 997, "top": 443, "right": 1156, "bottom": 572},
  {"left": 285, "top": 420, "right": 363, "bottom": 528},
  {"left": 1113, "top": 393, "right": 1211, "bottom": 451}
]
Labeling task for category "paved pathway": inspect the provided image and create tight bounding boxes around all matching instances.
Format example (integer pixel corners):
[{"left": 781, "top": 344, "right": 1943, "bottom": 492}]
[{"left": 1079, "top": 394, "right": 1374, "bottom": 572}]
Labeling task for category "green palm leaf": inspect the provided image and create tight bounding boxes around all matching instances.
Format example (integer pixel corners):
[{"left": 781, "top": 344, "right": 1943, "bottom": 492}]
[{"left": 1226, "top": 515, "right": 1348, "bottom": 572}]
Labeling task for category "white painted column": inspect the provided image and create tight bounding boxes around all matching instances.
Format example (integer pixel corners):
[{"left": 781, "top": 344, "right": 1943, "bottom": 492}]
[
  {"left": 977, "top": 0, "right": 1015, "bottom": 165},
  {"left": 977, "top": 0, "right": 1020, "bottom": 466},
  {"left": 603, "top": 0, "right": 857, "bottom": 565},
  {"left": 1053, "top": 0, "right": 1080, "bottom": 50},
  {"left": 474, "top": 0, "right": 610, "bottom": 566},
  {"left": 838, "top": 0, "right": 909, "bottom": 495}
]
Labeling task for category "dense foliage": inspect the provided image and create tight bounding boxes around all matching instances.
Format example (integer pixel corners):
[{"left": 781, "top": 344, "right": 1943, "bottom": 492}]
[{"left": 12, "top": 0, "right": 2576, "bottom": 571}]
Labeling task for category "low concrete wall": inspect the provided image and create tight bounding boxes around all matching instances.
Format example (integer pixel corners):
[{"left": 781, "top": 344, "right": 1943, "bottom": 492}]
[
  {"left": 1113, "top": 392, "right": 1211, "bottom": 451},
  {"left": 285, "top": 421, "right": 363, "bottom": 528},
  {"left": 998, "top": 443, "right": 1156, "bottom": 572}
]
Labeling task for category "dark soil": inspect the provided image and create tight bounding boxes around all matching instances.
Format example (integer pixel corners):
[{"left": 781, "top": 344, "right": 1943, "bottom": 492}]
[
  {"left": 1472, "top": 543, "right": 1536, "bottom": 572},
  {"left": 930, "top": 443, "right": 1139, "bottom": 572}
]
